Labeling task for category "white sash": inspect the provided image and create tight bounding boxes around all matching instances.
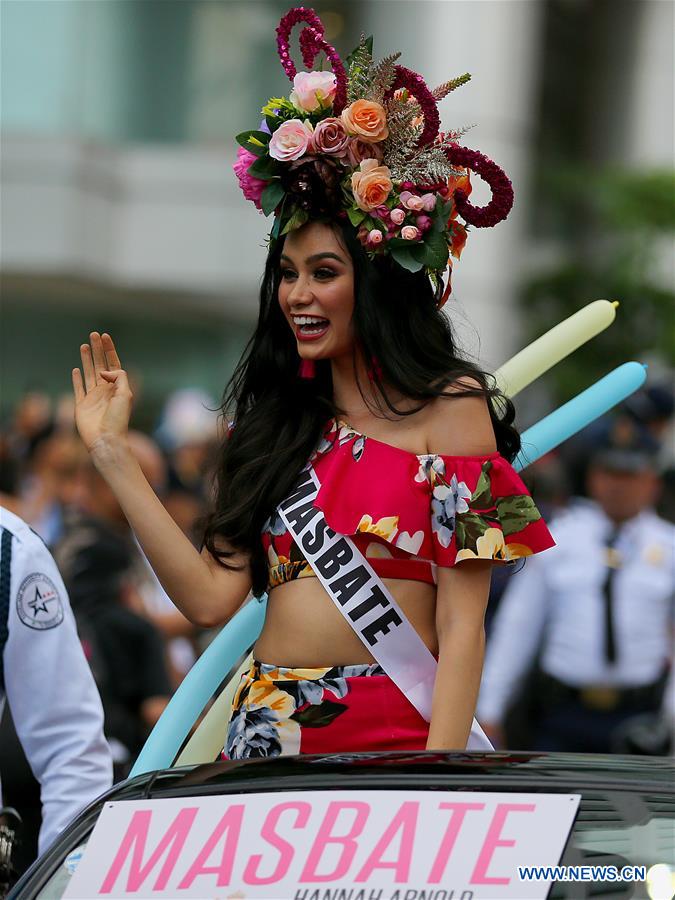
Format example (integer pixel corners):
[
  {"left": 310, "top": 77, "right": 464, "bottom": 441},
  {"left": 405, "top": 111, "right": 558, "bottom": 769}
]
[{"left": 277, "top": 464, "right": 493, "bottom": 751}]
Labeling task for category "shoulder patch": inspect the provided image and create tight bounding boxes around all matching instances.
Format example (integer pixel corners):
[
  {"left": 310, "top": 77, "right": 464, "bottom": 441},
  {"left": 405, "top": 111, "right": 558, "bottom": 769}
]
[{"left": 16, "top": 572, "right": 64, "bottom": 630}]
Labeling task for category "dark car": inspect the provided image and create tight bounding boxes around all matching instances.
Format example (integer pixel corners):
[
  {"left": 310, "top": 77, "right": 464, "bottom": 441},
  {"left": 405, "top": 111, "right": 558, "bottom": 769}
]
[{"left": 11, "top": 751, "right": 674, "bottom": 900}]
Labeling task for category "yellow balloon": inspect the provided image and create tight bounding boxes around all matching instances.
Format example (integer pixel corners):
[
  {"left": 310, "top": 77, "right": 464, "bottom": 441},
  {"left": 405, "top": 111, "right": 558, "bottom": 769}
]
[{"left": 495, "top": 300, "right": 619, "bottom": 398}]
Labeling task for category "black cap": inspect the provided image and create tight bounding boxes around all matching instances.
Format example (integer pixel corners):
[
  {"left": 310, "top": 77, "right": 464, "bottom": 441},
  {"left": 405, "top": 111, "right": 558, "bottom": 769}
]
[{"left": 589, "top": 433, "right": 660, "bottom": 473}]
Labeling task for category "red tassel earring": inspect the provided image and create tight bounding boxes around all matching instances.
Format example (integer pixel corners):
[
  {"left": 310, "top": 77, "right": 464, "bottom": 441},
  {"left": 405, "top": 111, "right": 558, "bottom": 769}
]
[
  {"left": 367, "top": 356, "right": 383, "bottom": 383},
  {"left": 299, "top": 358, "right": 316, "bottom": 379}
]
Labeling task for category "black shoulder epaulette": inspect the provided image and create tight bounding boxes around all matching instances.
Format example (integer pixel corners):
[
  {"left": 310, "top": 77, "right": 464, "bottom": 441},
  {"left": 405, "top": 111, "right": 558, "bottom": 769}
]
[{"left": 0, "top": 528, "right": 13, "bottom": 692}]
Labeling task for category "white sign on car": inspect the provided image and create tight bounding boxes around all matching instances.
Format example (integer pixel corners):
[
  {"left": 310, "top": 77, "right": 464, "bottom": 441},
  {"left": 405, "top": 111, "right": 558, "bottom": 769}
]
[{"left": 64, "top": 789, "right": 580, "bottom": 899}]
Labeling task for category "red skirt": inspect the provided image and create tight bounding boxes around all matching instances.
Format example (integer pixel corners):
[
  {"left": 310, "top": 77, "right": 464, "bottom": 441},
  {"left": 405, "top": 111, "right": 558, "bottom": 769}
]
[{"left": 222, "top": 659, "right": 430, "bottom": 760}]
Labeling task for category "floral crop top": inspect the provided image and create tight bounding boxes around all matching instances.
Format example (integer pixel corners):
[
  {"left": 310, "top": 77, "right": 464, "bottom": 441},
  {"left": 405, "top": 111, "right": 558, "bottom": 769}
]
[{"left": 262, "top": 419, "right": 556, "bottom": 591}]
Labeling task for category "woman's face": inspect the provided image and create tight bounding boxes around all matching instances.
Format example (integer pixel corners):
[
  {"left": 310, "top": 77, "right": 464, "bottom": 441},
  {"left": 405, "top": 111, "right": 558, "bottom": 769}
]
[{"left": 277, "top": 221, "right": 355, "bottom": 362}]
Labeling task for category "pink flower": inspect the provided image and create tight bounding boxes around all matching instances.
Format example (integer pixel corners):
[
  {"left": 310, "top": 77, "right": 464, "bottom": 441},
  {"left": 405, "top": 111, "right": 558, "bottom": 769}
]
[
  {"left": 401, "top": 192, "right": 424, "bottom": 212},
  {"left": 346, "top": 138, "right": 384, "bottom": 167},
  {"left": 232, "top": 146, "right": 267, "bottom": 210},
  {"left": 268, "top": 119, "right": 314, "bottom": 162},
  {"left": 416, "top": 214, "right": 432, "bottom": 232},
  {"left": 420, "top": 193, "right": 437, "bottom": 212},
  {"left": 289, "top": 71, "right": 337, "bottom": 112},
  {"left": 390, "top": 207, "right": 406, "bottom": 225},
  {"left": 401, "top": 225, "right": 421, "bottom": 240},
  {"left": 312, "top": 117, "right": 350, "bottom": 156},
  {"left": 367, "top": 228, "right": 383, "bottom": 246}
]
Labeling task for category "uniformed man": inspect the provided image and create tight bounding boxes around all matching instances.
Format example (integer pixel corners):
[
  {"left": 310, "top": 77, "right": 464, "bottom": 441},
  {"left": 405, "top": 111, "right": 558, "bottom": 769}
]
[
  {"left": 477, "top": 436, "right": 675, "bottom": 753},
  {"left": 0, "top": 506, "right": 112, "bottom": 867}
]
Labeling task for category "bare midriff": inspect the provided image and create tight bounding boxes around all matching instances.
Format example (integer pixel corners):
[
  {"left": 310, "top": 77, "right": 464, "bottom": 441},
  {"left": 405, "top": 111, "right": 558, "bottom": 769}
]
[{"left": 253, "top": 577, "right": 437, "bottom": 667}]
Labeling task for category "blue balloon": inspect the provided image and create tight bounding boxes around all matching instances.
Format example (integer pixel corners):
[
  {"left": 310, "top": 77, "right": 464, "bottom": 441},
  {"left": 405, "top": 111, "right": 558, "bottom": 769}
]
[
  {"left": 130, "top": 597, "right": 266, "bottom": 776},
  {"left": 513, "top": 362, "right": 647, "bottom": 472}
]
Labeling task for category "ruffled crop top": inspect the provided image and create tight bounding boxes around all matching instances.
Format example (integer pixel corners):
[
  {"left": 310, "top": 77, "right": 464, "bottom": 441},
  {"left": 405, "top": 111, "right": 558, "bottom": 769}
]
[{"left": 262, "top": 419, "right": 556, "bottom": 590}]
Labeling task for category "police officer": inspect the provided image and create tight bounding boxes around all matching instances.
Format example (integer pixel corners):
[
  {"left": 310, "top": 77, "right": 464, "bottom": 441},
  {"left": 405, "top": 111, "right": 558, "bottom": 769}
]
[
  {"left": 0, "top": 506, "right": 112, "bottom": 867},
  {"left": 477, "top": 436, "right": 675, "bottom": 753}
]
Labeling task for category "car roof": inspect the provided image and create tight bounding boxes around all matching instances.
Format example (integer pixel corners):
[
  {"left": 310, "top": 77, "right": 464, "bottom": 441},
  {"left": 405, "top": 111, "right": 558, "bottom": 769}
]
[{"left": 111, "top": 751, "right": 675, "bottom": 803}]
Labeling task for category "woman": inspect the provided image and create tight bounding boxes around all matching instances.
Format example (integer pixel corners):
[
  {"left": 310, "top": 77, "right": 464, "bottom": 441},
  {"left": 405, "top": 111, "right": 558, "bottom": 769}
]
[{"left": 71, "top": 8, "right": 556, "bottom": 759}]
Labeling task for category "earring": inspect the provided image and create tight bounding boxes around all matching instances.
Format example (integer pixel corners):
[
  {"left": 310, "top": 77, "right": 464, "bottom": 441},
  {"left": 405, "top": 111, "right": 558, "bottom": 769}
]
[
  {"left": 367, "top": 356, "right": 383, "bottom": 383},
  {"left": 299, "top": 358, "right": 316, "bottom": 379}
]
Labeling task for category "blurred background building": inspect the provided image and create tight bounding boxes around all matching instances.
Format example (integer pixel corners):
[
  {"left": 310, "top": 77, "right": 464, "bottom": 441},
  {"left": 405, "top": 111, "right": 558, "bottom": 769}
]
[{"left": 2, "top": 0, "right": 672, "bottom": 431}]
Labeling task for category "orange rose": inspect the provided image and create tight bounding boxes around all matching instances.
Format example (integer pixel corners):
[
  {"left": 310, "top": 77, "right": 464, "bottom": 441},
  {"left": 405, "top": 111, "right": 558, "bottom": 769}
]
[
  {"left": 341, "top": 99, "right": 389, "bottom": 143},
  {"left": 351, "top": 158, "right": 393, "bottom": 212}
]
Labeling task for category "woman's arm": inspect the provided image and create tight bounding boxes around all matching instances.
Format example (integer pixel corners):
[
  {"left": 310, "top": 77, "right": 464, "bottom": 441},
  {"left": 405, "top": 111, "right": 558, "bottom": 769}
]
[
  {"left": 73, "top": 333, "right": 252, "bottom": 628},
  {"left": 424, "top": 375, "right": 498, "bottom": 749},
  {"left": 426, "top": 560, "right": 491, "bottom": 749}
]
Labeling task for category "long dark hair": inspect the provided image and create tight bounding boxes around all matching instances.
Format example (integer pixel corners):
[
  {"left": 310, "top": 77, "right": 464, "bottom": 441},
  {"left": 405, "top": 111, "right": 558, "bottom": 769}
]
[{"left": 202, "top": 218, "right": 521, "bottom": 597}]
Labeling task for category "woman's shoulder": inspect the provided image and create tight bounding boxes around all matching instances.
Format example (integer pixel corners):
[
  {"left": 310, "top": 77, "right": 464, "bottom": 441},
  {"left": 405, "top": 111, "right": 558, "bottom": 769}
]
[{"left": 422, "top": 374, "right": 497, "bottom": 457}]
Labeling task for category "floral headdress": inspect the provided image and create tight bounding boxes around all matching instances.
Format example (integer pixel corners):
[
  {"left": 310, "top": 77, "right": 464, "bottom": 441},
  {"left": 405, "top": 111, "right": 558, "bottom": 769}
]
[{"left": 233, "top": 6, "right": 514, "bottom": 305}]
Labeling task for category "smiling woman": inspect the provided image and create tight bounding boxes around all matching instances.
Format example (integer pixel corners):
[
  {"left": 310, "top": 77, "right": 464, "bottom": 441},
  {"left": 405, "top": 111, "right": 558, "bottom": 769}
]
[
  {"left": 70, "top": 6, "right": 556, "bottom": 762},
  {"left": 279, "top": 226, "right": 355, "bottom": 359}
]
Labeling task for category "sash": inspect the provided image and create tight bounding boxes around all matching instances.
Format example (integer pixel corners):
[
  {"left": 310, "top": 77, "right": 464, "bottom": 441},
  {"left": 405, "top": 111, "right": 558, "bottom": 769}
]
[{"left": 277, "top": 464, "right": 493, "bottom": 750}]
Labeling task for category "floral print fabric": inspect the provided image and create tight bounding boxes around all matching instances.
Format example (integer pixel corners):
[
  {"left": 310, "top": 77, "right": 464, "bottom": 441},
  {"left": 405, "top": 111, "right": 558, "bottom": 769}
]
[
  {"left": 223, "top": 659, "right": 430, "bottom": 759},
  {"left": 261, "top": 418, "right": 555, "bottom": 589}
]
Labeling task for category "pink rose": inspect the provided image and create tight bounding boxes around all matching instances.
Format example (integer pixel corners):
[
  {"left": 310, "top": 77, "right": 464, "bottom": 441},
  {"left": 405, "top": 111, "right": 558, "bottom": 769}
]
[
  {"left": 421, "top": 193, "right": 437, "bottom": 212},
  {"left": 312, "top": 117, "right": 350, "bottom": 156},
  {"left": 416, "top": 214, "right": 432, "bottom": 232},
  {"left": 346, "top": 138, "right": 384, "bottom": 167},
  {"left": 232, "top": 146, "right": 267, "bottom": 210},
  {"left": 401, "top": 192, "right": 424, "bottom": 212},
  {"left": 268, "top": 119, "right": 314, "bottom": 162},
  {"left": 289, "top": 71, "right": 337, "bottom": 112},
  {"left": 390, "top": 207, "right": 406, "bottom": 225},
  {"left": 401, "top": 225, "right": 421, "bottom": 240},
  {"left": 367, "top": 228, "right": 383, "bottom": 246}
]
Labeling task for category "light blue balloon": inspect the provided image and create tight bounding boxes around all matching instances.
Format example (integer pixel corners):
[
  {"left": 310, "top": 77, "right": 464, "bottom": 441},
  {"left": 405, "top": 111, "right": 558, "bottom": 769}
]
[
  {"left": 513, "top": 362, "right": 647, "bottom": 472},
  {"left": 130, "top": 596, "right": 266, "bottom": 777},
  {"left": 132, "top": 361, "right": 647, "bottom": 774}
]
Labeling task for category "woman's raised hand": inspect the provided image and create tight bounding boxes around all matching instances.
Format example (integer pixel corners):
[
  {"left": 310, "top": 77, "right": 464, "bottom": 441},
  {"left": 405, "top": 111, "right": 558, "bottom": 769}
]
[{"left": 72, "top": 332, "right": 133, "bottom": 452}]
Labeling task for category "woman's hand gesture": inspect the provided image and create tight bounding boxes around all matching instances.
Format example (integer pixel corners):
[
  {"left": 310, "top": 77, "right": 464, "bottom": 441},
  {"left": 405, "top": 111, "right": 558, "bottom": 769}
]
[{"left": 72, "top": 332, "right": 133, "bottom": 453}]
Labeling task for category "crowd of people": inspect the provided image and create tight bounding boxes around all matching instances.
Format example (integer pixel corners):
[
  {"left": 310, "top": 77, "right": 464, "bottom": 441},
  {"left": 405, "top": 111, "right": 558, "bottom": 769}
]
[{"left": 0, "top": 379, "right": 673, "bottom": 876}]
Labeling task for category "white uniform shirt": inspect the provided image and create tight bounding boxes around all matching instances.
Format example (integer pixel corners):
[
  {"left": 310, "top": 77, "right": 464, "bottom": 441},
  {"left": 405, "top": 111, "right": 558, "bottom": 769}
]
[
  {"left": 0, "top": 507, "right": 112, "bottom": 855},
  {"left": 477, "top": 499, "right": 675, "bottom": 724}
]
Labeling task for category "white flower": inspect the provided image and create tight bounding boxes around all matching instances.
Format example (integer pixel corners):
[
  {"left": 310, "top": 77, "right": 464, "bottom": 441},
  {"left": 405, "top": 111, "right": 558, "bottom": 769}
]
[{"left": 415, "top": 454, "right": 445, "bottom": 483}]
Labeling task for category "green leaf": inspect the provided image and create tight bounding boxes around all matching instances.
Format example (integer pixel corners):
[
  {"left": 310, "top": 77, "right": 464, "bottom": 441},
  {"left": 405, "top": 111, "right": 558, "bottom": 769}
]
[
  {"left": 347, "top": 207, "right": 367, "bottom": 227},
  {"left": 471, "top": 461, "right": 495, "bottom": 510},
  {"left": 260, "top": 181, "right": 285, "bottom": 217},
  {"left": 235, "top": 130, "right": 270, "bottom": 157},
  {"left": 454, "top": 512, "right": 492, "bottom": 552},
  {"left": 281, "top": 207, "right": 309, "bottom": 235},
  {"left": 411, "top": 242, "right": 430, "bottom": 264},
  {"left": 423, "top": 229, "right": 451, "bottom": 269},
  {"left": 495, "top": 494, "right": 542, "bottom": 537},
  {"left": 345, "top": 34, "right": 374, "bottom": 69},
  {"left": 247, "top": 155, "right": 280, "bottom": 181},
  {"left": 265, "top": 114, "right": 281, "bottom": 132},
  {"left": 291, "top": 700, "right": 349, "bottom": 727},
  {"left": 270, "top": 214, "right": 282, "bottom": 240},
  {"left": 432, "top": 196, "right": 452, "bottom": 232},
  {"left": 390, "top": 244, "right": 425, "bottom": 273}
]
